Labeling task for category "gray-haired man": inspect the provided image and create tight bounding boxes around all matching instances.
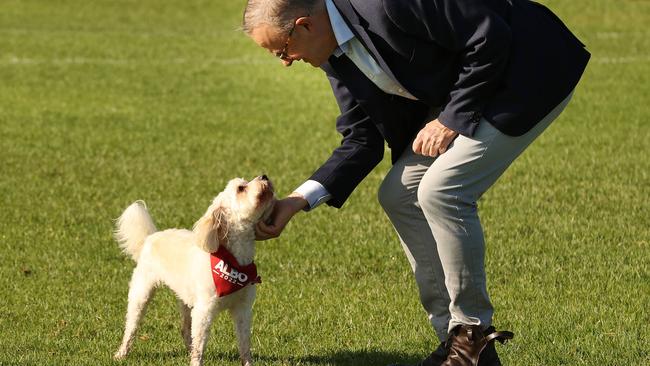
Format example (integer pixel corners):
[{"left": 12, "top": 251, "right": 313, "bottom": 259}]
[{"left": 245, "top": 0, "right": 589, "bottom": 365}]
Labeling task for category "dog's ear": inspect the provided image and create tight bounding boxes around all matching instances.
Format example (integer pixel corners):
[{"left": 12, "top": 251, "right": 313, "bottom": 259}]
[{"left": 193, "top": 198, "right": 228, "bottom": 253}]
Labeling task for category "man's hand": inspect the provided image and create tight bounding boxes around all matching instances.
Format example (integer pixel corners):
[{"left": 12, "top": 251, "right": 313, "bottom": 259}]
[
  {"left": 255, "top": 193, "right": 308, "bottom": 240},
  {"left": 412, "top": 119, "right": 459, "bottom": 157}
]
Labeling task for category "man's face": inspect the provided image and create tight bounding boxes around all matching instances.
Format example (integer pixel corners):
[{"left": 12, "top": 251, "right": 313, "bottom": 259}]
[{"left": 250, "top": 16, "right": 336, "bottom": 67}]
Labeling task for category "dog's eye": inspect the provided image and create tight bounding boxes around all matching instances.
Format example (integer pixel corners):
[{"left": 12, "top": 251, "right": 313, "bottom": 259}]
[{"left": 237, "top": 185, "right": 246, "bottom": 193}]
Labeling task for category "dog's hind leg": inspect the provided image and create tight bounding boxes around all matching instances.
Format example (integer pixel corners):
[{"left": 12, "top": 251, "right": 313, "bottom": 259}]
[
  {"left": 114, "top": 266, "right": 157, "bottom": 360},
  {"left": 177, "top": 300, "right": 192, "bottom": 352},
  {"left": 189, "top": 299, "right": 217, "bottom": 366},
  {"left": 230, "top": 304, "right": 254, "bottom": 366}
]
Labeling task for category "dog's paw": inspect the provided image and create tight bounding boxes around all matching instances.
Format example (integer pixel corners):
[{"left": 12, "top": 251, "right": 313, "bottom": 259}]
[{"left": 113, "top": 350, "right": 127, "bottom": 361}]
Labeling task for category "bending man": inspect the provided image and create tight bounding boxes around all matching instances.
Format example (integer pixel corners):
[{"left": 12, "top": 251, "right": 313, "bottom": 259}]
[{"left": 244, "top": 0, "right": 589, "bottom": 365}]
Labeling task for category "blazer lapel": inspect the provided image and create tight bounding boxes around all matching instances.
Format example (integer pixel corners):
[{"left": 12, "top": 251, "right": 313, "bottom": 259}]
[{"left": 330, "top": 0, "right": 401, "bottom": 86}]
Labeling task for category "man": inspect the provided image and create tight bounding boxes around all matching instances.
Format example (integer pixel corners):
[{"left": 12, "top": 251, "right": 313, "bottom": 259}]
[{"left": 244, "top": 0, "right": 589, "bottom": 365}]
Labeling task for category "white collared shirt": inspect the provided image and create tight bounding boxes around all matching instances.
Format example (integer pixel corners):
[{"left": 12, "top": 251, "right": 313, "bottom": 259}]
[
  {"left": 326, "top": 0, "right": 417, "bottom": 100},
  {"left": 295, "top": 0, "right": 417, "bottom": 210}
]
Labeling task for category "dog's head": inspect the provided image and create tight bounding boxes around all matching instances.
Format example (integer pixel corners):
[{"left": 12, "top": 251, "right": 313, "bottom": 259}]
[{"left": 193, "top": 175, "right": 276, "bottom": 252}]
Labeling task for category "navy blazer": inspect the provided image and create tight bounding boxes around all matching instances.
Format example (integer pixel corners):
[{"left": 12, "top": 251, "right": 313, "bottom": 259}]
[{"left": 309, "top": 0, "right": 590, "bottom": 208}]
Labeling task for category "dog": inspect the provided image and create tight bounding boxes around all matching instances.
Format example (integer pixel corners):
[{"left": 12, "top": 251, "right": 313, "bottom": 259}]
[{"left": 113, "top": 175, "right": 275, "bottom": 366}]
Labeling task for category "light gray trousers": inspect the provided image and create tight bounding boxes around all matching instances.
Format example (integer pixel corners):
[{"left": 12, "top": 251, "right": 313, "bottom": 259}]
[{"left": 378, "top": 93, "right": 573, "bottom": 341}]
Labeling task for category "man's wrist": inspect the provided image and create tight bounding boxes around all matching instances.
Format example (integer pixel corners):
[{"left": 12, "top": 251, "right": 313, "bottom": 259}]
[{"left": 287, "top": 192, "right": 309, "bottom": 212}]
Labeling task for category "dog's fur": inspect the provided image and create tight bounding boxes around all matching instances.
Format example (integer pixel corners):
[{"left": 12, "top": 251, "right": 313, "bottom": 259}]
[{"left": 114, "top": 176, "right": 275, "bottom": 366}]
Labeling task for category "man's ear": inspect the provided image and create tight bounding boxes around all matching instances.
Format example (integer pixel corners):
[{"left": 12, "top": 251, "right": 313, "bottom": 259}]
[
  {"left": 193, "top": 201, "right": 228, "bottom": 253},
  {"left": 295, "top": 16, "right": 313, "bottom": 32}
]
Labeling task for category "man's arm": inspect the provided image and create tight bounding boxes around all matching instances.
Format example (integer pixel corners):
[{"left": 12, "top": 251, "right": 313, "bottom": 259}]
[
  {"left": 308, "top": 64, "right": 385, "bottom": 208},
  {"left": 256, "top": 62, "right": 384, "bottom": 240}
]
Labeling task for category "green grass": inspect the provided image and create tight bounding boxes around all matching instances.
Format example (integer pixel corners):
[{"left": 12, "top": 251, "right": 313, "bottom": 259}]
[{"left": 1, "top": 0, "right": 648, "bottom": 365}]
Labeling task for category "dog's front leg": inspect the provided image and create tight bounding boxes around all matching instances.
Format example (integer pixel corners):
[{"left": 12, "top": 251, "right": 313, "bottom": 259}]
[
  {"left": 230, "top": 305, "right": 254, "bottom": 366},
  {"left": 190, "top": 300, "right": 217, "bottom": 366}
]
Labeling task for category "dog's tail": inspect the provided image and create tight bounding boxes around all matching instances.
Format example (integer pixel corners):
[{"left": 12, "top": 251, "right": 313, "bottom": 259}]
[{"left": 115, "top": 201, "right": 157, "bottom": 262}]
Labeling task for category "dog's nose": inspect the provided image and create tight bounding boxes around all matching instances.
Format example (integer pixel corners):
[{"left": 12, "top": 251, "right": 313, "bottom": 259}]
[{"left": 260, "top": 174, "right": 268, "bottom": 181}]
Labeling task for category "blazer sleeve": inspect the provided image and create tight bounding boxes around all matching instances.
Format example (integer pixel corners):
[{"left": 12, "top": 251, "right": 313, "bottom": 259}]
[
  {"left": 308, "top": 65, "right": 385, "bottom": 208},
  {"left": 384, "top": 0, "right": 512, "bottom": 136}
]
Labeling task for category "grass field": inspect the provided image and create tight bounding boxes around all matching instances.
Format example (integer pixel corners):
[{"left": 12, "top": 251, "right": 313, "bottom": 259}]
[{"left": 1, "top": 0, "right": 649, "bottom": 365}]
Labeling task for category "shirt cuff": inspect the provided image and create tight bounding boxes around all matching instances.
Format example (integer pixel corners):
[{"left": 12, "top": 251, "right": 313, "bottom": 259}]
[{"left": 294, "top": 180, "right": 331, "bottom": 211}]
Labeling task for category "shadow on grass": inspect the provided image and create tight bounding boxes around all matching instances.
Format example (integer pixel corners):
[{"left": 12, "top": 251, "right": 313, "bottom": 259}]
[
  {"left": 293, "top": 350, "right": 422, "bottom": 366},
  {"left": 194, "top": 349, "right": 423, "bottom": 366},
  {"left": 132, "top": 344, "right": 424, "bottom": 365}
]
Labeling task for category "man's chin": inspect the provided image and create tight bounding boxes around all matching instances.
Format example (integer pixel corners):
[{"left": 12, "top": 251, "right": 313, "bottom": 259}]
[{"left": 304, "top": 58, "right": 324, "bottom": 67}]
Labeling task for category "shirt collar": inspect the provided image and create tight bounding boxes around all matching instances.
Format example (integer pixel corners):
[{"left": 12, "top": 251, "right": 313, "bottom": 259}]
[{"left": 325, "top": 0, "right": 354, "bottom": 57}]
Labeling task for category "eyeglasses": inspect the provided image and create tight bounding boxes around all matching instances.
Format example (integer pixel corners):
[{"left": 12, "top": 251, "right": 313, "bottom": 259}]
[{"left": 276, "top": 21, "right": 297, "bottom": 62}]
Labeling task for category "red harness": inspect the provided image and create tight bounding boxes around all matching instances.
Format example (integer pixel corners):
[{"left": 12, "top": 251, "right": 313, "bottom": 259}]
[{"left": 210, "top": 246, "right": 261, "bottom": 297}]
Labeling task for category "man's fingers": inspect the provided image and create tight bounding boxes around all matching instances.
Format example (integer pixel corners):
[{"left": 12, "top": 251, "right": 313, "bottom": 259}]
[
  {"left": 259, "top": 222, "right": 280, "bottom": 236},
  {"left": 415, "top": 133, "right": 436, "bottom": 156},
  {"left": 412, "top": 136, "right": 423, "bottom": 154},
  {"left": 417, "top": 133, "right": 435, "bottom": 157},
  {"left": 438, "top": 135, "right": 451, "bottom": 155},
  {"left": 428, "top": 137, "right": 440, "bottom": 157},
  {"left": 412, "top": 119, "right": 459, "bottom": 157},
  {"left": 255, "top": 221, "right": 278, "bottom": 240},
  {"left": 255, "top": 196, "right": 305, "bottom": 241},
  {"left": 257, "top": 221, "right": 272, "bottom": 233},
  {"left": 438, "top": 132, "right": 458, "bottom": 156}
]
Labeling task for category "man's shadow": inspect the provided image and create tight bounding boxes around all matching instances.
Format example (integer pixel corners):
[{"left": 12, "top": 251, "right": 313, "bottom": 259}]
[
  {"left": 291, "top": 349, "right": 421, "bottom": 365},
  {"left": 195, "top": 349, "right": 422, "bottom": 365}
]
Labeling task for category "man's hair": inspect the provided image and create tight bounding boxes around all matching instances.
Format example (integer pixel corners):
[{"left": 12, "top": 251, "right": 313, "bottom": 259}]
[{"left": 242, "top": 0, "right": 325, "bottom": 35}]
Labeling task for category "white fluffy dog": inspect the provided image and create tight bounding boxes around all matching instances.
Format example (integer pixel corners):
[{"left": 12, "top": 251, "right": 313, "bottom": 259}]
[{"left": 113, "top": 175, "right": 275, "bottom": 366}]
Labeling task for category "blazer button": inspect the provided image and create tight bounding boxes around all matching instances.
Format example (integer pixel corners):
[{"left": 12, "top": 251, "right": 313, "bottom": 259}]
[{"left": 471, "top": 112, "right": 482, "bottom": 123}]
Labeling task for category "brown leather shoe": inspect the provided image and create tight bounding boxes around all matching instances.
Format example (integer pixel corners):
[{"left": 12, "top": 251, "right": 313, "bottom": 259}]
[
  {"left": 388, "top": 342, "right": 448, "bottom": 366},
  {"left": 476, "top": 339, "right": 500, "bottom": 366},
  {"left": 440, "top": 325, "right": 514, "bottom": 366}
]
